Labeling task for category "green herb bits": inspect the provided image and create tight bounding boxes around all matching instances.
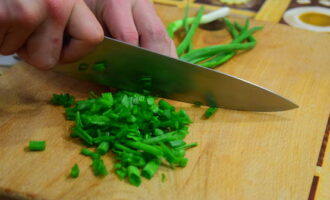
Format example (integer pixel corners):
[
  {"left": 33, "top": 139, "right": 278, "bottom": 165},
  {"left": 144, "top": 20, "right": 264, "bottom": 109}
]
[
  {"left": 28, "top": 141, "right": 46, "bottom": 151},
  {"left": 93, "top": 62, "right": 107, "bottom": 72},
  {"left": 52, "top": 91, "right": 196, "bottom": 186}
]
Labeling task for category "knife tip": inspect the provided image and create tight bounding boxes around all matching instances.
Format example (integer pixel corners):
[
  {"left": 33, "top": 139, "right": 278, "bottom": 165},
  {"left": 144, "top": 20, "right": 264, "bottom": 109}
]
[{"left": 273, "top": 99, "right": 299, "bottom": 112}]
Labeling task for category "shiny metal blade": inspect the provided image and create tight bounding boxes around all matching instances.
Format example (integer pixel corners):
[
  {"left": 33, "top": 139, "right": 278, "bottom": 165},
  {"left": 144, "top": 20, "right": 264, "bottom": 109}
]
[{"left": 53, "top": 37, "right": 298, "bottom": 112}]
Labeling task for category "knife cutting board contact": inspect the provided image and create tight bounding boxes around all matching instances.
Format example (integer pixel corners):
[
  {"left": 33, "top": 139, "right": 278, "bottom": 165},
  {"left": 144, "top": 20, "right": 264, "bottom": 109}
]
[{"left": 0, "top": 4, "right": 330, "bottom": 200}]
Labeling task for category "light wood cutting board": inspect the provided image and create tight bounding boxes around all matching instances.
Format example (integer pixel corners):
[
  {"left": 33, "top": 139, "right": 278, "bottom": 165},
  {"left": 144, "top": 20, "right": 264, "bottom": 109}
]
[{"left": 0, "top": 4, "right": 329, "bottom": 200}]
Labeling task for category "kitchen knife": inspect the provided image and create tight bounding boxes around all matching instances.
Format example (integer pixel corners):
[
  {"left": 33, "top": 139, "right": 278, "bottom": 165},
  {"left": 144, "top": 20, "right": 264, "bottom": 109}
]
[{"left": 53, "top": 36, "right": 298, "bottom": 112}]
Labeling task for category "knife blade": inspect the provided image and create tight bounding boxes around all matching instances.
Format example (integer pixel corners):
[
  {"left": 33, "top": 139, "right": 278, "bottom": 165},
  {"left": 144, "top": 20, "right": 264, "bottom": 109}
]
[{"left": 53, "top": 36, "right": 298, "bottom": 112}]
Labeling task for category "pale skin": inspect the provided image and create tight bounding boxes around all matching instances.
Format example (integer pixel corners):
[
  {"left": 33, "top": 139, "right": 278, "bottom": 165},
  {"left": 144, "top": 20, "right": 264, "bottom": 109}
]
[{"left": 0, "top": 0, "right": 177, "bottom": 70}]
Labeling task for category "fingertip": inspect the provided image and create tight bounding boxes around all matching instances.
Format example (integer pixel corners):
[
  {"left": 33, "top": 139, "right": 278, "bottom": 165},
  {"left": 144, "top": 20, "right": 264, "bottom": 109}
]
[
  {"left": 89, "top": 26, "right": 104, "bottom": 45},
  {"left": 102, "top": 1, "right": 139, "bottom": 45},
  {"left": 29, "top": 57, "right": 57, "bottom": 70},
  {"left": 68, "top": 0, "right": 104, "bottom": 43},
  {"left": 60, "top": 39, "right": 98, "bottom": 63},
  {"left": 132, "top": 0, "right": 173, "bottom": 56},
  {"left": 18, "top": 47, "right": 57, "bottom": 70},
  {"left": 170, "top": 40, "right": 178, "bottom": 58},
  {"left": 80, "top": 13, "right": 104, "bottom": 46},
  {"left": 60, "top": 0, "right": 104, "bottom": 63}
]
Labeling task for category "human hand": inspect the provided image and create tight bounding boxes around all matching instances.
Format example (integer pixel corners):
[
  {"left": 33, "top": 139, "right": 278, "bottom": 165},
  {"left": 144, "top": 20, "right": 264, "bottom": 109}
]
[
  {"left": 0, "top": 0, "right": 104, "bottom": 69},
  {"left": 85, "top": 0, "right": 177, "bottom": 58}
]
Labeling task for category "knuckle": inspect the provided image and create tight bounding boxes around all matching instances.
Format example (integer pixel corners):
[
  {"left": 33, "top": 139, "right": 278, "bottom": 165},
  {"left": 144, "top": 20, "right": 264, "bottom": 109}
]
[
  {"left": 45, "top": 0, "right": 62, "bottom": 14},
  {"left": 148, "top": 26, "right": 170, "bottom": 42},
  {"left": 45, "top": 0, "right": 66, "bottom": 23},
  {"left": 11, "top": 2, "right": 41, "bottom": 27},
  {"left": 19, "top": 11, "right": 39, "bottom": 27},
  {"left": 117, "top": 30, "right": 139, "bottom": 44}
]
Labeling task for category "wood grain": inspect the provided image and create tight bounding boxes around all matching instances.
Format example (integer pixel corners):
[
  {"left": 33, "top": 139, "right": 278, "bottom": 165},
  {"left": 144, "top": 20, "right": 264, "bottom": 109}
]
[{"left": 0, "top": 4, "right": 330, "bottom": 200}]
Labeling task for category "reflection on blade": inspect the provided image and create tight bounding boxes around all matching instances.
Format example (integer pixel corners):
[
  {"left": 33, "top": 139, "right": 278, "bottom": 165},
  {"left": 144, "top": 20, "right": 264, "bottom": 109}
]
[{"left": 54, "top": 37, "right": 298, "bottom": 112}]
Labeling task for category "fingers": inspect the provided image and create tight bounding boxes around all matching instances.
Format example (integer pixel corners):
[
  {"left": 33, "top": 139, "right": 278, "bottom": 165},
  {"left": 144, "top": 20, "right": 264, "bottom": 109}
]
[
  {"left": 100, "top": 0, "right": 176, "bottom": 57},
  {"left": 102, "top": 0, "right": 139, "bottom": 45},
  {"left": 60, "top": 0, "right": 104, "bottom": 63},
  {"left": 0, "top": 3, "right": 9, "bottom": 51},
  {"left": 132, "top": 0, "right": 177, "bottom": 57},
  {"left": 1, "top": 24, "right": 38, "bottom": 56},
  {"left": 17, "top": 0, "right": 70, "bottom": 70},
  {"left": 18, "top": 0, "right": 103, "bottom": 69},
  {"left": 17, "top": 19, "right": 63, "bottom": 69},
  {"left": 0, "top": 27, "right": 8, "bottom": 53},
  {"left": 0, "top": 0, "right": 45, "bottom": 55}
]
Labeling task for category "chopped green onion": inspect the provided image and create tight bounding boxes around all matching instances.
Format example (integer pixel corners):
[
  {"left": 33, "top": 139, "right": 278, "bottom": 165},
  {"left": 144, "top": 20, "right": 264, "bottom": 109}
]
[
  {"left": 115, "top": 167, "right": 127, "bottom": 180},
  {"left": 169, "top": 140, "right": 186, "bottom": 148},
  {"left": 177, "top": 142, "right": 198, "bottom": 150},
  {"left": 143, "top": 131, "right": 180, "bottom": 144},
  {"left": 51, "top": 94, "right": 75, "bottom": 108},
  {"left": 74, "top": 127, "right": 93, "bottom": 146},
  {"left": 193, "top": 101, "right": 203, "bottom": 107},
  {"left": 114, "top": 143, "right": 142, "bottom": 156},
  {"left": 159, "top": 99, "right": 175, "bottom": 111},
  {"left": 159, "top": 142, "right": 178, "bottom": 165},
  {"left": 142, "top": 159, "right": 161, "bottom": 179},
  {"left": 28, "top": 141, "right": 46, "bottom": 151},
  {"left": 161, "top": 173, "right": 166, "bottom": 183},
  {"left": 52, "top": 90, "right": 196, "bottom": 186},
  {"left": 177, "top": 157, "right": 188, "bottom": 167},
  {"left": 93, "top": 136, "right": 115, "bottom": 144},
  {"left": 75, "top": 111, "right": 83, "bottom": 127},
  {"left": 80, "top": 148, "right": 99, "bottom": 159},
  {"left": 204, "top": 107, "right": 218, "bottom": 119},
  {"left": 92, "top": 157, "right": 108, "bottom": 176},
  {"left": 98, "top": 93, "right": 113, "bottom": 108},
  {"left": 126, "top": 141, "right": 163, "bottom": 157},
  {"left": 154, "top": 128, "right": 164, "bottom": 136},
  {"left": 127, "top": 166, "right": 141, "bottom": 187},
  {"left": 97, "top": 142, "right": 110, "bottom": 155},
  {"left": 93, "top": 62, "right": 106, "bottom": 72},
  {"left": 70, "top": 164, "right": 80, "bottom": 178},
  {"left": 80, "top": 148, "right": 94, "bottom": 156}
]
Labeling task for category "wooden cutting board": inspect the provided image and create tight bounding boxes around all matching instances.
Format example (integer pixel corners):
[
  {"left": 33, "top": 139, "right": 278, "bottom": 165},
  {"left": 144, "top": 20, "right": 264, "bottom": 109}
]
[{"left": 0, "top": 4, "right": 330, "bottom": 200}]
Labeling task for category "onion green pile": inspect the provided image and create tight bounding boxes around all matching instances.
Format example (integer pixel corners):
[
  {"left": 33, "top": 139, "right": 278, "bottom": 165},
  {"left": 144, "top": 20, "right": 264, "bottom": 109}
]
[{"left": 52, "top": 91, "right": 196, "bottom": 186}]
